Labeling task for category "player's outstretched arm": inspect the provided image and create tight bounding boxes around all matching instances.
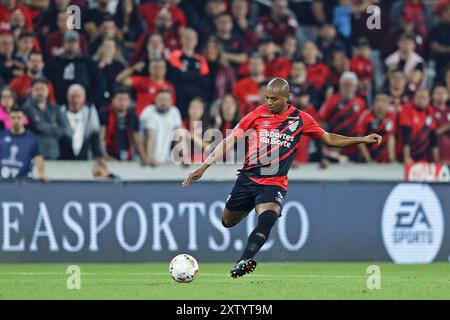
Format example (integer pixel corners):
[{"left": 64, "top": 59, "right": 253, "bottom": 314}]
[
  {"left": 318, "top": 132, "right": 382, "bottom": 148},
  {"left": 181, "top": 134, "right": 237, "bottom": 187}
]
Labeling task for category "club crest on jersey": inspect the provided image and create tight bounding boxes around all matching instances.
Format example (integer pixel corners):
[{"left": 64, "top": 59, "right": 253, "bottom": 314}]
[{"left": 289, "top": 120, "right": 299, "bottom": 132}]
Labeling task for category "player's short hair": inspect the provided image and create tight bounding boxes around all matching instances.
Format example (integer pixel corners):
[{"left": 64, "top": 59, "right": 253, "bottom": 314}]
[
  {"left": 18, "top": 31, "right": 34, "bottom": 40},
  {"left": 113, "top": 86, "right": 131, "bottom": 97},
  {"left": 156, "top": 88, "right": 172, "bottom": 96}
]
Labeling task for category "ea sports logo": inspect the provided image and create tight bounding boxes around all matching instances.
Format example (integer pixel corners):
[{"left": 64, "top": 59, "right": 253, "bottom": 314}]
[{"left": 382, "top": 184, "right": 444, "bottom": 264}]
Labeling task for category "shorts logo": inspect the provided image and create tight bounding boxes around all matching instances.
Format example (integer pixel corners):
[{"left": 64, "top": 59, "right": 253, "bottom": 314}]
[
  {"left": 382, "top": 184, "right": 444, "bottom": 264},
  {"left": 275, "top": 191, "right": 284, "bottom": 204}
]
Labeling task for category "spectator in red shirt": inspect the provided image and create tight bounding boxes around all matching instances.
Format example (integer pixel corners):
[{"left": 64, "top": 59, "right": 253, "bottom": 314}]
[
  {"left": 116, "top": 58, "right": 175, "bottom": 116},
  {"left": 257, "top": 37, "right": 291, "bottom": 79},
  {"left": 10, "top": 51, "right": 56, "bottom": 105},
  {"left": 0, "top": 0, "right": 33, "bottom": 31},
  {"left": 232, "top": 53, "right": 266, "bottom": 117},
  {"left": 350, "top": 38, "right": 374, "bottom": 101},
  {"left": 385, "top": 69, "right": 413, "bottom": 114},
  {"left": 432, "top": 85, "right": 450, "bottom": 164},
  {"left": 255, "top": 0, "right": 298, "bottom": 45},
  {"left": 139, "top": 0, "right": 186, "bottom": 32},
  {"left": 319, "top": 71, "right": 366, "bottom": 160},
  {"left": 301, "top": 41, "right": 329, "bottom": 93},
  {"left": 357, "top": 92, "right": 397, "bottom": 163},
  {"left": 44, "top": 10, "right": 89, "bottom": 58},
  {"left": 385, "top": 33, "right": 427, "bottom": 93},
  {"left": 400, "top": 88, "right": 439, "bottom": 163}
]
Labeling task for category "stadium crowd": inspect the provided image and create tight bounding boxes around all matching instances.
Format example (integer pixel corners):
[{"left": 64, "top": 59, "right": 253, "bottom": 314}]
[{"left": 1, "top": 0, "right": 450, "bottom": 180}]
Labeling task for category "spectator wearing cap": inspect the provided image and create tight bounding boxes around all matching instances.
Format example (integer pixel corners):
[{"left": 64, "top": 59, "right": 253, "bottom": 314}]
[
  {"left": 203, "top": 37, "right": 236, "bottom": 104},
  {"left": 44, "top": 10, "right": 89, "bottom": 58},
  {"left": 432, "top": 85, "right": 450, "bottom": 164},
  {"left": 430, "top": 3, "right": 450, "bottom": 81},
  {"left": 99, "top": 87, "right": 146, "bottom": 163},
  {"left": 0, "top": 0, "right": 33, "bottom": 31},
  {"left": 45, "top": 30, "right": 105, "bottom": 106},
  {"left": 214, "top": 13, "right": 247, "bottom": 69},
  {"left": 83, "top": 0, "right": 113, "bottom": 40},
  {"left": 139, "top": 89, "right": 183, "bottom": 166},
  {"left": 117, "top": 58, "right": 175, "bottom": 116},
  {"left": 0, "top": 107, "right": 47, "bottom": 181},
  {"left": 23, "top": 78, "right": 70, "bottom": 160},
  {"left": 356, "top": 92, "right": 397, "bottom": 163},
  {"left": 167, "top": 28, "right": 209, "bottom": 119},
  {"left": 350, "top": 38, "right": 374, "bottom": 104},
  {"left": 255, "top": 0, "right": 298, "bottom": 46},
  {"left": 399, "top": 88, "right": 439, "bottom": 163},
  {"left": 319, "top": 71, "right": 366, "bottom": 161},
  {"left": 289, "top": 59, "right": 319, "bottom": 109},
  {"left": 385, "top": 33, "right": 427, "bottom": 92},
  {"left": 59, "top": 84, "right": 102, "bottom": 160},
  {"left": 232, "top": 53, "right": 266, "bottom": 117},
  {"left": 10, "top": 51, "right": 56, "bottom": 105},
  {"left": 139, "top": 0, "right": 186, "bottom": 33}
]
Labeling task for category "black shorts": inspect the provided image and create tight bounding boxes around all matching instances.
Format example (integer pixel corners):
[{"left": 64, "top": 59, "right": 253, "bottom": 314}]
[{"left": 225, "top": 174, "right": 287, "bottom": 212}]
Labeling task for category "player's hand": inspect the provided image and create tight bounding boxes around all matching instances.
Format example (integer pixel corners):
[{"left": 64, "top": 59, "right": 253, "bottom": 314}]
[
  {"left": 181, "top": 167, "right": 205, "bottom": 188},
  {"left": 364, "top": 134, "right": 382, "bottom": 146}
]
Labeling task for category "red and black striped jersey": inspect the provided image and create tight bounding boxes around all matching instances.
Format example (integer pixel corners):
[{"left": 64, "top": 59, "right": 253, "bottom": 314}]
[
  {"left": 232, "top": 104, "right": 325, "bottom": 190},
  {"left": 356, "top": 110, "right": 397, "bottom": 163}
]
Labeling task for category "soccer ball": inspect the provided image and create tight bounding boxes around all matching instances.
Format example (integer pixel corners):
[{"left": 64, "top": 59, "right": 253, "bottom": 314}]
[{"left": 169, "top": 254, "right": 199, "bottom": 283}]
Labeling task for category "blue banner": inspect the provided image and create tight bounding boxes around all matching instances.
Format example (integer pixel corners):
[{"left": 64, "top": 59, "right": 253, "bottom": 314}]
[{"left": 0, "top": 181, "right": 449, "bottom": 263}]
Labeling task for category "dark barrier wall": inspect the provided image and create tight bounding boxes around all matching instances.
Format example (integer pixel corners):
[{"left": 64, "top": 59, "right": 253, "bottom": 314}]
[{"left": 0, "top": 181, "right": 449, "bottom": 263}]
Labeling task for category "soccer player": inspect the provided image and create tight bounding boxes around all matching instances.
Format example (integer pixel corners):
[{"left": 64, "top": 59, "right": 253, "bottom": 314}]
[{"left": 182, "top": 78, "right": 381, "bottom": 278}]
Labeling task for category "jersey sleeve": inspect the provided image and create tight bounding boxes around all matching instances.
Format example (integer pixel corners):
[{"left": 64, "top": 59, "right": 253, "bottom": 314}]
[
  {"left": 131, "top": 76, "right": 147, "bottom": 91},
  {"left": 301, "top": 111, "right": 326, "bottom": 140},
  {"left": 231, "top": 109, "right": 257, "bottom": 139}
]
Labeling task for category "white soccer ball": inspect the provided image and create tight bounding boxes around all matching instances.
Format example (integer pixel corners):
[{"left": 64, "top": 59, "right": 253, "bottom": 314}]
[{"left": 169, "top": 254, "right": 199, "bottom": 283}]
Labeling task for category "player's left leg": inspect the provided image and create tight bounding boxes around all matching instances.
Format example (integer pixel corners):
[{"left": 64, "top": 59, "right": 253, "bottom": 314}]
[{"left": 230, "top": 186, "right": 286, "bottom": 278}]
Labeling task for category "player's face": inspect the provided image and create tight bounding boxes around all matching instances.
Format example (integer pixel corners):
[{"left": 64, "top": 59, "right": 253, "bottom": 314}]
[
  {"left": 155, "top": 92, "right": 172, "bottom": 111},
  {"left": 0, "top": 89, "right": 15, "bottom": 109},
  {"left": 340, "top": 79, "right": 357, "bottom": 99},
  {"left": 265, "top": 89, "right": 287, "bottom": 113},
  {"left": 150, "top": 61, "right": 166, "bottom": 78},
  {"left": 68, "top": 89, "right": 86, "bottom": 111},
  {"left": 31, "top": 83, "right": 49, "bottom": 102}
]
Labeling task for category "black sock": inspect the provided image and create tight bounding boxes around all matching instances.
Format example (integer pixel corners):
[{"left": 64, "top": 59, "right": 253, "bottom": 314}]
[{"left": 239, "top": 210, "right": 278, "bottom": 261}]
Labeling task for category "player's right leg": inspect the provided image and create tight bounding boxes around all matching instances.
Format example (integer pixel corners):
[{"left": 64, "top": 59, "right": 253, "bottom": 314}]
[{"left": 222, "top": 174, "right": 256, "bottom": 228}]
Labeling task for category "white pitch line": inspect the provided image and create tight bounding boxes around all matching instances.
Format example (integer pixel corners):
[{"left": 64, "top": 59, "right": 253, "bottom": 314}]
[{"left": 0, "top": 272, "right": 365, "bottom": 278}]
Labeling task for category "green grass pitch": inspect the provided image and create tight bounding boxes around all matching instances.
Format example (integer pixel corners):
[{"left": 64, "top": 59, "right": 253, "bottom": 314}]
[{"left": 0, "top": 262, "right": 449, "bottom": 299}]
